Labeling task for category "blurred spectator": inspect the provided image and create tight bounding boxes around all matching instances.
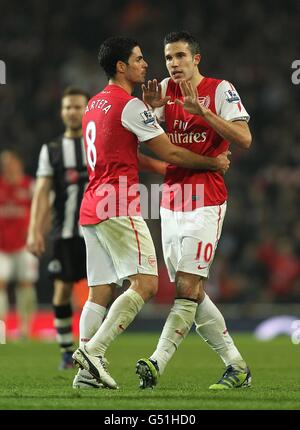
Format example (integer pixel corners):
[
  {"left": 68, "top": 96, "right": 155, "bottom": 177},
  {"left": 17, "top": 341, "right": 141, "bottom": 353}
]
[{"left": 258, "top": 237, "right": 300, "bottom": 302}]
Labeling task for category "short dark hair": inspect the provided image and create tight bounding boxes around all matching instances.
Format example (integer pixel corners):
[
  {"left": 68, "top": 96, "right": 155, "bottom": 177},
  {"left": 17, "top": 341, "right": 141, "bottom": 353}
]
[
  {"left": 98, "top": 36, "right": 140, "bottom": 79},
  {"left": 62, "top": 86, "right": 90, "bottom": 102},
  {"left": 164, "top": 31, "right": 201, "bottom": 56}
]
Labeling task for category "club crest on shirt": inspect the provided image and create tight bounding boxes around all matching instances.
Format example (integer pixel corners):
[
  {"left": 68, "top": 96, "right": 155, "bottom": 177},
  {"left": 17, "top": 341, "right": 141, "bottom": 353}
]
[
  {"left": 48, "top": 259, "right": 62, "bottom": 274},
  {"left": 198, "top": 95, "right": 210, "bottom": 108},
  {"left": 140, "top": 110, "right": 156, "bottom": 125},
  {"left": 148, "top": 255, "right": 157, "bottom": 267},
  {"left": 225, "top": 89, "right": 241, "bottom": 103}
]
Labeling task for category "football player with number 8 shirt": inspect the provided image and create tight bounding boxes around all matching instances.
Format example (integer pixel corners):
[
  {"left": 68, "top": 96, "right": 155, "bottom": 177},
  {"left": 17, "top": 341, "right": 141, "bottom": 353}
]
[
  {"left": 136, "top": 31, "right": 253, "bottom": 390},
  {"left": 71, "top": 36, "right": 231, "bottom": 389}
]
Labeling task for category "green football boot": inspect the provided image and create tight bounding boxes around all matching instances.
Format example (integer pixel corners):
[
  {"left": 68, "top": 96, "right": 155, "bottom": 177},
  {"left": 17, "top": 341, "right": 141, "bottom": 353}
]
[
  {"left": 136, "top": 358, "right": 159, "bottom": 389},
  {"left": 209, "top": 365, "right": 252, "bottom": 390}
]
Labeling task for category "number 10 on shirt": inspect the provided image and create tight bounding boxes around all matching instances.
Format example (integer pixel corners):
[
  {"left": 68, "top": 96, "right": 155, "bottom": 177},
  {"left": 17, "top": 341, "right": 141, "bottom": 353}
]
[{"left": 196, "top": 241, "right": 213, "bottom": 262}]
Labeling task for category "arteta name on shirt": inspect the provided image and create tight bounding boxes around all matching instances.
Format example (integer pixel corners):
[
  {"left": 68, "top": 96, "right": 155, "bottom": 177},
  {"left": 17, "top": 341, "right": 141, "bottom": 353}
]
[{"left": 85, "top": 98, "right": 112, "bottom": 115}]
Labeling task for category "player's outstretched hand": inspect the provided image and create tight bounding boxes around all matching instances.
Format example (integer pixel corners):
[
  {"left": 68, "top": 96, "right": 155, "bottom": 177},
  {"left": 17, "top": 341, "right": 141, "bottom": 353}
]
[
  {"left": 216, "top": 150, "right": 231, "bottom": 175},
  {"left": 175, "top": 80, "right": 209, "bottom": 117},
  {"left": 142, "top": 79, "right": 171, "bottom": 109}
]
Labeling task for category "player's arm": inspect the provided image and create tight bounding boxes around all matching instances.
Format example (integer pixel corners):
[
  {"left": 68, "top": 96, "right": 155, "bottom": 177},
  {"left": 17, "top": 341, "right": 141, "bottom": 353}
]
[
  {"left": 122, "top": 98, "right": 229, "bottom": 172},
  {"left": 145, "top": 133, "right": 230, "bottom": 172},
  {"left": 199, "top": 113, "right": 251, "bottom": 149},
  {"left": 176, "top": 80, "right": 252, "bottom": 149},
  {"left": 27, "top": 176, "right": 52, "bottom": 257},
  {"left": 137, "top": 151, "right": 168, "bottom": 175}
]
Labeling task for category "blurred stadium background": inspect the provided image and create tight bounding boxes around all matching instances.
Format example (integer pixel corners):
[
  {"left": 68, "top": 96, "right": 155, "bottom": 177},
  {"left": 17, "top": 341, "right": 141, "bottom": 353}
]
[{"left": 1, "top": 0, "right": 300, "bottom": 339}]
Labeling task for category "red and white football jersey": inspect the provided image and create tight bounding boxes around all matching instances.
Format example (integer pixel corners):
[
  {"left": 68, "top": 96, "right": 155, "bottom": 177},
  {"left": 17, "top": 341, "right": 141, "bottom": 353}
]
[
  {"left": 80, "top": 84, "right": 164, "bottom": 225},
  {"left": 156, "top": 77, "right": 250, "bottom": 210},
  {"left": 0, "top": 175, "right": 33, "bottom": 252}
]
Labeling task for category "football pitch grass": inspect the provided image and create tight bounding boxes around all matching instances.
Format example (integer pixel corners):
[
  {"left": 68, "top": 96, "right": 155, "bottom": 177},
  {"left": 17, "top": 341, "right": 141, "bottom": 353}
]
[{"left": 0, "top": 333, "right": 299, "bottom": 410}]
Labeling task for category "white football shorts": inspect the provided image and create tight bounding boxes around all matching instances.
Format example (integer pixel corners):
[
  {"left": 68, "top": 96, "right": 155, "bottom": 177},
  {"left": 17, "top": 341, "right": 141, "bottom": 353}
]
[
  {"left": 0, "top": 248, "right": 39, "bottom": 283},
  {"left": 82, "top": 216, "right": 158, "bottom": 287},
  {"left": 160, "top": 202, "right": 227, "bottom": 281}
]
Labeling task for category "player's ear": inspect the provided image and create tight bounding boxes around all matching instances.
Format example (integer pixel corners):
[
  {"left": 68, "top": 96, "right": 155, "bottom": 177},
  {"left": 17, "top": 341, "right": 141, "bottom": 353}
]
[
  {"left": 194, "top": 54, "right": 201, "bottom": 66},
  {"left": 116, "top": 60, "right": 127, "bottom": 74}
]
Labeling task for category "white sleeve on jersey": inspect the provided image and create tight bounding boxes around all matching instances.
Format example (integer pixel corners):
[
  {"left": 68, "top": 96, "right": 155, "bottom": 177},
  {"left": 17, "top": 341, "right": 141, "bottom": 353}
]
[
  {"left": 215, "top": 80, "right": 250, "bottom": 122},
  {"left": 153, "top": 77, "right": 170, "bottom": 123},
  {"left": 121, "top": 98, "right": 165, "bottom": 142},
  {"left": 36, "top": 144, "right": 54, "bottom": 177}
]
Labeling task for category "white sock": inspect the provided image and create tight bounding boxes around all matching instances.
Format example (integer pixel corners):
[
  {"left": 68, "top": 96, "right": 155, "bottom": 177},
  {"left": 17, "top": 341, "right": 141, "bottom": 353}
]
[
  {"left": 150, "top": 298, "right": 197, "bottom": 375},
  {"left": 195, "top": 294, "right": 246, "bottom": 369},
  {"left": 86, "top": 288, "right": 144, "bottom": 356},
  {"left": 15, "top": 286, "right": 37, "bottom": 337},
  {"left": 79, "top": 301, "right": 106, "bottom": 348},
  {"left": 0, "top": 289, "right": 9, "bottom": 320}
]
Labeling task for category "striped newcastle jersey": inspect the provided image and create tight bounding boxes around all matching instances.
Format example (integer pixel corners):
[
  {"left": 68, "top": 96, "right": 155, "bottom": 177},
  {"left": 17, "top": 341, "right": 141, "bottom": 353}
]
[{"left": 36, "top": 135, "right": 88, "bottom": 239}]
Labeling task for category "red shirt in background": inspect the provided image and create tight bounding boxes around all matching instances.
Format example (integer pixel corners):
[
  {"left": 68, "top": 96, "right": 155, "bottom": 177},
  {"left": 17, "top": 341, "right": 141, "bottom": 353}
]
[{"left": 0, "top": 175, "right": 33, "bottom": 253}]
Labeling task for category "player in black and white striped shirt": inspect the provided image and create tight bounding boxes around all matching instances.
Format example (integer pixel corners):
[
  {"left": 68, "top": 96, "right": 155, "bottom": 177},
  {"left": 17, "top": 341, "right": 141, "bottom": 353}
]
[{"left": 27, "top": 87, "right": 95, "bottom": 374}]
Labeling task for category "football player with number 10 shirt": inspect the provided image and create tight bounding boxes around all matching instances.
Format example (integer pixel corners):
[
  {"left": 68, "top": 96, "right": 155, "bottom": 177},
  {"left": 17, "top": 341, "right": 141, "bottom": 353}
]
[
  {"left": 72, "top": 36, "right": 230, "bottom": 389},
  {"left": 136, "top": 31, "right": 253, "bottom": 390}
]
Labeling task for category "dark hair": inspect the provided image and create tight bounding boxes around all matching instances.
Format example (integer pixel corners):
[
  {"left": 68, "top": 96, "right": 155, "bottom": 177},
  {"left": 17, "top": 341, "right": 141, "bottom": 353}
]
[
  {"left": 62, "top": 86, "right": 90, "bottom": 101},
  {"left": 98, "top": 36, "right": 140, "bottom": 79},
  {"left": 164, "top": 31, "right": 201, "bottom": 56}
]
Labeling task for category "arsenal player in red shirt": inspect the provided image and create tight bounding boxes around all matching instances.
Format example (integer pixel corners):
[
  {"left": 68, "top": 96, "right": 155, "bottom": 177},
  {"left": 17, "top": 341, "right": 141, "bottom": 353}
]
[
  {"left": 72, "top": 36, "right": 230, "bottom": 389},
  {"left": 136, "top": 31, "right": 252, "bottom": 390},
  {"left": 0, "top": 150, "right": 38, "bottom": 338}
]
